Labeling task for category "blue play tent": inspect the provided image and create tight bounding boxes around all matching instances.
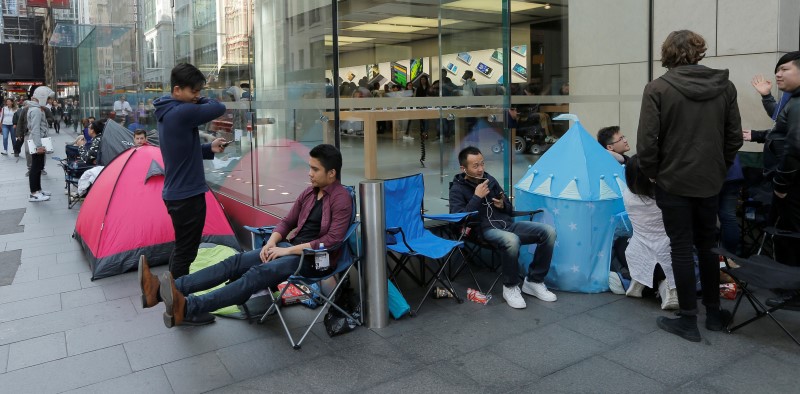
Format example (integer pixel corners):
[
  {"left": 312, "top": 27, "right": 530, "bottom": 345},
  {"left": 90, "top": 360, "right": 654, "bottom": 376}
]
[{"left": 514, "top": 117, "right": 627, "bottom": 293}]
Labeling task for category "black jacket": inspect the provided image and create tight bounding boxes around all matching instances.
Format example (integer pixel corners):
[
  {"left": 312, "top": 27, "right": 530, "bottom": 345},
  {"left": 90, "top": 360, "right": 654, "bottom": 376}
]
[
  {"left": 770, "top": 90, "right": 800, "bottom": 194},
  {"left": 636, "top": 65, "right": 743, "bottom": 198},
  {"left": 449, "top": 172, "right": 512, "bottom": 232}
]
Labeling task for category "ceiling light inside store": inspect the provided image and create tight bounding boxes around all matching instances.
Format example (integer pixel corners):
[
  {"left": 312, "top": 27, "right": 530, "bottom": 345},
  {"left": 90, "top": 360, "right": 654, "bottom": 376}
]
[
  {"left": 347, "top": 23, "right": 427, "bottom": 33},
  {"left": 442, "top": 0, "right": 544, "bottom": 13},
  {"left": 324, "top": 35, "right": 375, "bottom": 46},
  {"left": 375, "top": 16, "right": 460, "bottom": 28}
]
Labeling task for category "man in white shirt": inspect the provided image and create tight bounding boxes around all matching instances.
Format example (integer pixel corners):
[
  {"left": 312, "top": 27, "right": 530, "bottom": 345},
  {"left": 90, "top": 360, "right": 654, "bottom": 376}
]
[{"left": 113, "top": 95, "right": 133, "bottom": 125}]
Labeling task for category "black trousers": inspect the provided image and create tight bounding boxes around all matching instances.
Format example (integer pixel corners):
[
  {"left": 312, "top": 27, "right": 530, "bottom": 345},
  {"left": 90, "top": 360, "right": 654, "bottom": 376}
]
[
  {"left": 29, "top": 152, "right": 45, "bottom": 193},
  {"left": 655, "top": 186, "right": 720, "bottom": 315},
  {"left": 164, "top": 193, "right": 207, "bottom": 279},
  {"left": 772, "top": 185, "right": 800, "bottom": 266}
]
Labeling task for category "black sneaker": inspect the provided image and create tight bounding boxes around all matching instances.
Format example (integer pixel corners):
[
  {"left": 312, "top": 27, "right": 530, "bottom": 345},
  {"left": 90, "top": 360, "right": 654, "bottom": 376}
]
[
  {"left": 705, "top": 308, "right": 732, "bottom": 331},
  {"left": 181, "top": 312, "right": 216, "bottom": 326},
  {"left": 657, "top": 315, "right": 701, "bottom": 342}
]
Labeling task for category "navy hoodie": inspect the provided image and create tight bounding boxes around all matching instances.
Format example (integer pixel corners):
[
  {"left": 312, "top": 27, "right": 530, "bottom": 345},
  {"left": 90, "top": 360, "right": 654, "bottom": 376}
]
[
  {"left": 153, "top": 95, "right": 226, "bottom": 200},
  {"left": 450, "top": 171, "right": 513, "bottom": 232}
]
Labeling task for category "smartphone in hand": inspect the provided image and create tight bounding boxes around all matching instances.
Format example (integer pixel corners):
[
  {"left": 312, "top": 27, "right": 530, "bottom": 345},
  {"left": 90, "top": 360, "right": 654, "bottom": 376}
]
[{"left": 221, "top": 140, "right": 232, "bottom": 147}]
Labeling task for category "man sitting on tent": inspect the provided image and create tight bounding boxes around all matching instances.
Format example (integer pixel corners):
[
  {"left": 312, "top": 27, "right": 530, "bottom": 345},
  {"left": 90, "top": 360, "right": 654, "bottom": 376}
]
[
  {"left": 138, "top": 144, "right": 353, "bottom": 328},
  {"left": 450, "top": 146, "right": 558, "bottom": 309}
]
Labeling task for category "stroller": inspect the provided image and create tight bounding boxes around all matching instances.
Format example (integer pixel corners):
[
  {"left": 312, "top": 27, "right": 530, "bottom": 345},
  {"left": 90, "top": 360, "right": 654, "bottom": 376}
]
[{"left": 54, "top": 145, "right": 98, "bottom": 209}]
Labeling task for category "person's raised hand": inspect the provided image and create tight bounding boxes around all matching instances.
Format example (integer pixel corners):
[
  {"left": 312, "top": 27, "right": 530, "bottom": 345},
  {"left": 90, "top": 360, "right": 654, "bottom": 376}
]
[
  {"left": 751, "top": 74, "right": 772, "bottom": 96},
  {"left": 474, "top": 179, "right": 490, "bottom": 199}
]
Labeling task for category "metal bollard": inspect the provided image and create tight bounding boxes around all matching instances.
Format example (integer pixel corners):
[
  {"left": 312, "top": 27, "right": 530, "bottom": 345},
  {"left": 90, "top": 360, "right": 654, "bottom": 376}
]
[{"left": 359, "top": 180, "right": 388, "bottom": 329}]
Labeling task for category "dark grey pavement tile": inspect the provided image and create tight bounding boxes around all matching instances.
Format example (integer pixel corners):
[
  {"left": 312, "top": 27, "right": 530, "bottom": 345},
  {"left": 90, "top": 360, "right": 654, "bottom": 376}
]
[
  {"left": 0, "top": 345, "right": 131, "bottom": 393},
  {"left": 0, "top": 273, "right": 80, "bottom": 305},
  {"left": 309, "top": 322, "right": 386, "bottom": 351},
  {"left": 38, "top": 259, "right": 90, "bottom": 279},
  {"left": 61, "top": 286, "right": 107, "bottom": 310},
  {"left": 603, "top": 329, "right": 757, "bottom": 386},
  {"left": 66, "top": 308, "right": 171, "bottom": 356},
  {"left": 386, "top": 327, "right": 465, "bottom": 364},
  {"left": 557, "top": 313, "right": 644, "bottom": 346},
  {"left": 678, "top": 351, "right": 798, "bottom": 393},
  {"left": 0, "top": 294, "right": 61, "bottom": 323},
  {"left": 339, "top": 338, "right": 422, "bottom": 391},
  {"left": 124, "top": 319, "right": 269, "bottom": 371},
  {"left": 443, "top": 348, "right": 533, "bottom": 392},
  {"left": 6, "top": 332, "right": 67, "bottom": 371},
  {"left": 162, "top": 352, "right": 234, "bottom": 394},
  {"left": 0, "top": 298, "right": 135, "bottom": 346},
  {"left": 534, "top": 355, "right": 666, "bottom": 394},
  {"left": 586, "top": 296, "right": 665, "bottom": 334},
  {"left": 365, "top": 370, "right": 484, "bottom": 394},
  {"left": 62, "top": 366, "right": 174, "bottom": 394},
  {"left": 536, "top": 290, "right": 625, "bottom": 315},
  {"left": 216, "top": 333, "right": 331, "bottom": 381},
  {"left": 226, "top": 367, "right": 310, "bottom": 393},
  {"left": 0, "top": 344, "right": 7, "bottom": 373},
  {"left": 491, "top": 323, "right": 608, "bottom": 378}
]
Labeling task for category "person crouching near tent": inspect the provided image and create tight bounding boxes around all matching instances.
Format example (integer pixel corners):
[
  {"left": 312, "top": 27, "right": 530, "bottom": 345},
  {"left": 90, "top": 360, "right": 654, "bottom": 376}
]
[
  {"left": 133, "top": 129, "right": 148, "bottom": 147},
  {"left": 621, "top": 155, "right": 678, "bottom": 310},
  {"left": 138, "top": 144, "right": 352, "bottom": 328},
  {"left": 75, "top": 120, "right": 104, "bottom": 165}
]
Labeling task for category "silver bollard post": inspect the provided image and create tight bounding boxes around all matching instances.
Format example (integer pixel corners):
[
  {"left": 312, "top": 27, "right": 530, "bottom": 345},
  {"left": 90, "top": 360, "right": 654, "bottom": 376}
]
[{"left": 360, "top": 180, "right": 388, "bottom": 329}]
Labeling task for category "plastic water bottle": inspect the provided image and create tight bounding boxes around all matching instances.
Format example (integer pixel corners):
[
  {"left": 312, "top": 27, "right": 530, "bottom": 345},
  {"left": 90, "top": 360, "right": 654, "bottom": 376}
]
[{"left": 315, "top": 243, "right": 330, "bottom": 270}]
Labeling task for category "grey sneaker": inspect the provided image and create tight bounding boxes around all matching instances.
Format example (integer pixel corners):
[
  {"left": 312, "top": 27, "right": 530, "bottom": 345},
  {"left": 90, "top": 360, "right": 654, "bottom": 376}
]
[
  {"left": 521, "top": 278, "right": 557, "bottom": 302},
  {"left": 28, "top": 192, "right": 50, "bottom": 202},
  {"left": 39, "top": 190, "right": 52, "bottom": 196}
]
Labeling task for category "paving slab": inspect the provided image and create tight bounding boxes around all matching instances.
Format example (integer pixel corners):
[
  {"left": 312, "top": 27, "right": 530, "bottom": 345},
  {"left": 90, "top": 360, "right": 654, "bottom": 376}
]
[
  {"left": 0, "top": 344, "right": 7, "bottom": 373},
  {"left": 0, "top": 293, "right": 61, "bottom": 323},
  {"left": 0, "top": 249, "right": 21, "bottom": 286},
  {"left": 162, "top": 351, "right": 234, "bottom": 394},
  {"left": 677, "top": 351, "right": 798, "bottom": 393},
  {"left": 62, "top": 366, "right": 174, "bottom": 394},
  {"left": 60, "top": 286, "right": 107, "bottom": 310},
  {"left": 6, "top": 332, "right": 67, "bottom": 371},
  {"left": 534, "top": 355, "right": 666, "bottom": 393},
  {"left": 0, "top": 273, "right": 81, "bottom": 305},
  {"left": 0, "top": 345, "right": 131, "bottom": 393},
  {"left": 442, "top": 348, "right": 533, "bottom": 392},
  {"left": 66, "top": 307, "right": 171, "bottom": 356},
  {"left": 215, "top": 333, "right": 331, "bottom": 381}
]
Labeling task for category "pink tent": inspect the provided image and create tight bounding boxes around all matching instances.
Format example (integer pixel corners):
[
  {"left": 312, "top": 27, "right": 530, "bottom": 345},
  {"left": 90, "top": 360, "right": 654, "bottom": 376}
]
[{"left": 73, "top": 145, "right": 240, "bottom": 280}]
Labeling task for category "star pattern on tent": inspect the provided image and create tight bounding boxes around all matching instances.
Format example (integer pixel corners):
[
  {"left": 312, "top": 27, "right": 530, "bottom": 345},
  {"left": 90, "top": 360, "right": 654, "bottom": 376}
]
[
  {"left": 552, "top": 208, "right": 560, "bottom": 215},
  {"left": 597, "top": 251, "right": 605, "bottom": 258},
  {"left": 569, "top": 222, "right": 577, "bottom": 231},
  {"left": 555, "top": 241, "right": 560, "bottom": 248},
  {"left": 571, "top": 264, "right": 580, "bottom": 273},
  {"left": 586, "top": 202, "right": 595, "bottom": 210}
]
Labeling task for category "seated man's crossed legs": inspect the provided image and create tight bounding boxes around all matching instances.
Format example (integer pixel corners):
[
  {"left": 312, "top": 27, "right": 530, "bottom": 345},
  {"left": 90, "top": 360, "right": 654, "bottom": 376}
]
[
  {"left": 482, "top": 221, "right": 557, "bottom": 309},
  {"left": 138, "top": 243, "right": 300, "bottom": 328}
]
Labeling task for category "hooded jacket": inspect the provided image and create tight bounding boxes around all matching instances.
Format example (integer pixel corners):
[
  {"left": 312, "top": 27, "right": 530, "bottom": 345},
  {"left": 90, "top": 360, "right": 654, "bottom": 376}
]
[
  {"left": 449, "top": 171, "right": 512, "bottom": 233},
  {"left": 153, "top": 95, "right": 226, "bottom": 200},
  {"left": 636, "top": 65, "right": 743, "bottom": 198},
  {"left": 769, "top": 89, "right": 800, "bottom": 194}
]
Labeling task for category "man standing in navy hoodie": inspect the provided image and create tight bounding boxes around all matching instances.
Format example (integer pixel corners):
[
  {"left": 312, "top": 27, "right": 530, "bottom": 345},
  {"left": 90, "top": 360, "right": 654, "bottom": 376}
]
[{"left": 153, "top": 63, "right": 227, "bottom": 325}]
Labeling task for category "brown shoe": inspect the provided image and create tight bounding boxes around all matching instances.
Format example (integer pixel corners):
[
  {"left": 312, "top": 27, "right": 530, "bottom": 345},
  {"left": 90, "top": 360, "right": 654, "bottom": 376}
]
[
  {"left": 138, "top": 255, "right": 161, "bottom": 308},
  {"left": 159, "top": 272, "right": 186, "bottom": 328}
]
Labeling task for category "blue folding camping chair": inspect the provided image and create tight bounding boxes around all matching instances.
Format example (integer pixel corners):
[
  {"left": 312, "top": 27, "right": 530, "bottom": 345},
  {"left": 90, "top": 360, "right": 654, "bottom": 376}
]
[
  {"left": 384, "top": 173, "right": 475, "bottom": 315},
  {"left": 244, "top": 186, "right": 362, "bottom": 349}
]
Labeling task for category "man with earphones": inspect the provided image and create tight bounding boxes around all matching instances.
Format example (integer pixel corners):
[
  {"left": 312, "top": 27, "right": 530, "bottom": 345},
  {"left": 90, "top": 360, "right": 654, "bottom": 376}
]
[{"left": 450, "top": 146, "right": 557, "bottom": 309}]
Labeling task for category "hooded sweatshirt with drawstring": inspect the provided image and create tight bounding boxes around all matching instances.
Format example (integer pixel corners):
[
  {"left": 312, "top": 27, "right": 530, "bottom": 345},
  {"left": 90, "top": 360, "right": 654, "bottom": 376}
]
[
  {"left": 27, "top": 86, "right": 55, "bottom": 150},
  {"left": 153, "top": 95, "right": 225, "bottom": 200},
  {"left": 636, "top": 64, "right": 743, "bottom": 198}
]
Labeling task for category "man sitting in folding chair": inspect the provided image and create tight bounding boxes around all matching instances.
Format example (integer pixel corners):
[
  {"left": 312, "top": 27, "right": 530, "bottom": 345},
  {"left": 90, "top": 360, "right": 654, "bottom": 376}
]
[
  {"left": 450, "top": 146, "right": 557, "bottom": 309},
  {"left": 138, "top": 144, "right": 353, "bottom": 328}
]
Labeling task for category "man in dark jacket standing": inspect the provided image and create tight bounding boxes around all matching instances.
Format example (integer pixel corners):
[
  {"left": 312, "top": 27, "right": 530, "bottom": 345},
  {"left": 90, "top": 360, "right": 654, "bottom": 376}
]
[
  {"left": 153, "top": 63, "right": 227, "bottom": 325},
  {"left": 637, "top": 30, "right": 743, "bottom": 342},
  {"left": 450, "top": 146, "right": 557, "bottom": 309}
]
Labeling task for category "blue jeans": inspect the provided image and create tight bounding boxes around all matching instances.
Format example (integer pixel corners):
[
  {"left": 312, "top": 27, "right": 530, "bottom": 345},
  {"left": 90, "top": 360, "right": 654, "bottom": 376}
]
[
  {"left": 717, "top": 180, "right": 742, "bottom": 254},
  {"left": 1, "top": 124, "right": 12, "bottom": 151},
  {"left": 482, "top": 221, "right": 556, "bottom": 286},
  {"left": 177, "top": 243, "right": 300, "bottom": 317}
]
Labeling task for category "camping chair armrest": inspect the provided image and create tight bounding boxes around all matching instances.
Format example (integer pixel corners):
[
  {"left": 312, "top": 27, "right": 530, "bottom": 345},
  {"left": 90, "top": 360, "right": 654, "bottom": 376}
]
[
  {"left": 386, "top": 227, "right": 416, "bottom": 253},
  {"left": 422, "top": 211, "right": 477, "bottom": 223},
  {"left": 764, "top": 226, "right": 800, "bottom": 240},
  {"left": 511, "top": 209, "right": 543, "bottom": 220},
  {"left": 244, "top": 225, "right": 276, "bottom": 248}
]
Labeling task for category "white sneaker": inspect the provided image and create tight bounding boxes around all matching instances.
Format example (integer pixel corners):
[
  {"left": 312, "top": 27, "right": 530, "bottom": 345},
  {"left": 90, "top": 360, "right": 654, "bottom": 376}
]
[
  {"left": 402, "top": 135, "right": 414, "bottom": 141},
  {"left": 28, "top": 192, "right": 50, "bottom": 202},
  {"left": 521, "top": 278, "right": 557, "bottom": 302},
  {"left": 503, "top": 285, "right": 527, "bottom": 309},
  {"left": 658, "top": 280, "right": 679, "bottom": 310},
  {"left": 1, "top": 150, "right": 7, "bottom": 155},
  {"left": 38, "top": 190, "right": 52, "bottom": 196},
  {"left": 626, "top": 280, "right": 646, "bottom": 298}
]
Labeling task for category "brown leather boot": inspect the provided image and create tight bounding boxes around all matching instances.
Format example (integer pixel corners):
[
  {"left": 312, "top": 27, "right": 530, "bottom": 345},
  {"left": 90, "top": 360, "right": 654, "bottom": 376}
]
[
  {"left": 138, "top": 255, "right": 161, "bottom": 308},
  {"left": 159, "top": 272, "right": 186, "bottom": 328}
]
